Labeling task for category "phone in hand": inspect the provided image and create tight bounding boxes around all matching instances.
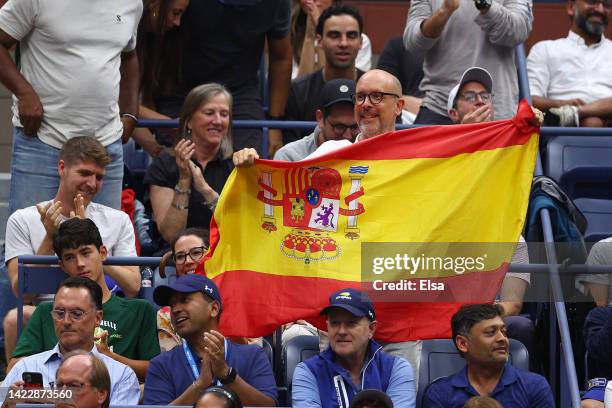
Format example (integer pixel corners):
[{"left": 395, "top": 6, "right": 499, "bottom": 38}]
[{"left": 22, "top": 371, "right": 44, "bottom": 389}]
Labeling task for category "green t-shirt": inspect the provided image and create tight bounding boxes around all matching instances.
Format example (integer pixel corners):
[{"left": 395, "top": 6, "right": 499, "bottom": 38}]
[{"left": 13, "top": 295, "right": 160, "bottom": 360}]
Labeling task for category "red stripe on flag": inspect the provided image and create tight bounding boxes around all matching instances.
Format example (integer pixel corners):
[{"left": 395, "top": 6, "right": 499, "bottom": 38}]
[
  {"left": 256, "top": 101, "right": 537, "bottom": 166},
  {"left": 214, "top": 267, "right": 506, "bottom": 341}
]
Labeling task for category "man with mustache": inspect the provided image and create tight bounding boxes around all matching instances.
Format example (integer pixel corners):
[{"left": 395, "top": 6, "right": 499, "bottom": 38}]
[
  {"left": 527, "top": 0, "right": 612, "bottom": 127},
  {"left": 3, "top": 136, "right": 140, "bottom": 365},
  {"left": 424, "top": 304, "right": 554, "bottom": 407},
  {"left": 0, "top": 277, "right": 139, "bottom": 406},
  {"left": 283, "top": 4, "right": 365, "bottom": 144}
]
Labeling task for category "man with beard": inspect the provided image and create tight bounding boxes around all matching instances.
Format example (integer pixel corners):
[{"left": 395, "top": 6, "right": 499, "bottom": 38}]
[
  {"left": 424, "top": 304, "right": 554, "bottom": 407},
  {"left": 283, "top": 4, "right": 365, "bottom": 144},
  {"left": 527, "top": 0, "right": 612, "bottom": 127}
]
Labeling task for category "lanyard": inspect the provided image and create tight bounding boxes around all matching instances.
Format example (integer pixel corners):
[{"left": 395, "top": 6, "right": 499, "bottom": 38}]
[{"left": 182, "top": 338, "right": 229, "bottom": 384}]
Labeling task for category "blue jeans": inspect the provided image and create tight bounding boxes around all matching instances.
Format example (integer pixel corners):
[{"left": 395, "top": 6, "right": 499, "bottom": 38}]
[{"left": 8, "top": 127, "right": 124, "bottom": 214}]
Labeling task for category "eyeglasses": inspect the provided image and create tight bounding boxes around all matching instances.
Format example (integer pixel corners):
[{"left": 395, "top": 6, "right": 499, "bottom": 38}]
[
  {"left": 173, "top": 246, "right": 206, "bottom": 264},
  {"left": 458, "top": 91, "right": 493, "bottom": 103},
  {"left": 56, "top": 382, "right": 89, "bottom": 389},
  {"left": 325, "top": 119, "right": 360, "bottom": 136},
  {"left": 51, "top": 308, "right": 89, "bottom": 321},
  {"left": 352, "top": 92, "right": 400, "bottom": 105},
  {"left": 584, "top": 0, "right": 611, "bottom": 8}
]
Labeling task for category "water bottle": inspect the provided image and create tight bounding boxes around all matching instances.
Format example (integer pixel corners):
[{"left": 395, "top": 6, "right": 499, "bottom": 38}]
[{"left": 141, "top": 267, "right": 153, "bottom": 288}]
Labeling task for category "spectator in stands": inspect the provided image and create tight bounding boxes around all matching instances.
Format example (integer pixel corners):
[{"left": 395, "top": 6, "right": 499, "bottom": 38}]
[
  {"left": 0, "top": 0, "right": 141, "bottom": 212},
  {"left": 8, "top": 219, "right": 159, "bottom": 381},
  {"left": 377, "top": 34, "right": 425, "bottom": 123},
  {"left": 233, "top": 69, "right": 404, "bottom": 162},
  {"left": 156, "top": 0, "right": 292, "bottom": 157},
  {"left": 447, "top": 67, "right": 495, "bottom": 124},
  {"left": 275, "top": 78, "right": 358, "bottom": 161},
  {"left": 292, "top": 288, "right": 415, "bottom": 407},
  {"left": 403, "top": 0, "right": 532, "bottom": 124},
  {"left": 145, "top": 83, "right": 234, "bottom": 244},
  {"left": 424, "top": 304, "right": 554, "bottom": 407},
  {"left": 576, "top": 237, "right": 612, "bottom": 307},
  {"left": 284, "top": 4, "right": 366, "bottom": 144},
  {"left": 463, "top": 396, "right": 503, "bottom": 408},
  {"left": 349, "top": 389, "right": 394, "bottom": 408},
  {"left": 1, "top": 277, "right": 139, "bottom": 405},
  {"left": 195, "top": 386, "right": 243, "bottom": 408},
  {"left": 133, "top": 0, "right": 190, "bottom": 156},
  {"left": 55, "top": 350, "right": 112, "bottom": 408},
  {"left": 527, "top": 0, "right": 612, "bottom": 127},
  {"left": 157, "top": 227, "right": 209, "bottom": 351},
  {"left": 581, "top": 306, "right": 612, "bottom": 407},
  {"left": 144, "top": 274, "right": 278, "bottom": 406},
  {"left": 3, "top": 137, "right": 140, "bottom": 364},
  {"left": 290, "top": 0, "right": 371, "bottom": 79}
]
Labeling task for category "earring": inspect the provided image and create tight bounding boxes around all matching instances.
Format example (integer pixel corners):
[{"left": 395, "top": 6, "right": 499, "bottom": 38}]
[{"left": 187, "top": 128, "right": 192, "bottom": 135}]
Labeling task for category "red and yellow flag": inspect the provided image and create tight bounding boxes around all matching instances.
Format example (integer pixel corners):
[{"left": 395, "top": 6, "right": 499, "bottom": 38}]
[{"left": 202, "top": 100, "right": 539, "bottom": 341}]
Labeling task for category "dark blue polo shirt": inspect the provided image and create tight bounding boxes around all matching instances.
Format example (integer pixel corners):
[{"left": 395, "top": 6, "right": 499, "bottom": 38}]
[
  {"left": 424, "top": 364, "right": 554, "bottom": 407},
  {"left": 143, "top": 340, "right": 278, "bottom": 405}
]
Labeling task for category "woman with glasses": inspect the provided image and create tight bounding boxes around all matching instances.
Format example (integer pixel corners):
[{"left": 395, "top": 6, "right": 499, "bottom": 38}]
[
  {"left": 157, "top": 228, "right": 209, "bottom": 351},
  {"left": 145, "top": 83, "right": 234, "bottom": 245}
]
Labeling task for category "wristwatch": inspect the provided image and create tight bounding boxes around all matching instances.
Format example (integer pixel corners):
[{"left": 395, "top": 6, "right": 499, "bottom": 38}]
[
  {"left": 473, "top": 0, "right": 492, "bottom": 10},
  {"left": 218, "top": 366, "right": 237, "bottom": 385}
]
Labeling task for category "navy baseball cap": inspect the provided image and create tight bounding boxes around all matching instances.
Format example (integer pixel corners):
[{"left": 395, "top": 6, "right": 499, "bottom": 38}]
[
  {"left": 154, "top": 274, "right": 222, "bottom": 309},
  {"left": 320, "top": 288, "right": 376, "bottom": 321},
  {"left": 582, "top": 377, "right": 608, "bottom": 402},
  {"left": 320, "top": 79, "right": 356, "bottom": 109}
]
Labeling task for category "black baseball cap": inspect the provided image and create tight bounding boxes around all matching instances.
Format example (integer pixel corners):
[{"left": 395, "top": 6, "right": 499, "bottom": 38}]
[{"left": 320, "top": 79, "right": 356, "bottom": 109}]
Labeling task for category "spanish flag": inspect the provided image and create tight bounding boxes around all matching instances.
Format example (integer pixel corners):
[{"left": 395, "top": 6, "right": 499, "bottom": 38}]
[{"left": 203, "top": 101, "right": 539, "bottom": 341}]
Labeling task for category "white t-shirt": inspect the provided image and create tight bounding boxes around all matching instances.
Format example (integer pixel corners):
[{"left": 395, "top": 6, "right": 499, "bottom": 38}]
[
  {"left": 0, "top": 0, "right": 142, "bottom": 148},
  {"left": 576, "top": 236, "right": 612, "bottom": 305},
  {"left": 527, "top": 31, "right": 612, "bottom": 103},
  {"left": 5, "top": 201, "right": 137, "bottom": 263}
]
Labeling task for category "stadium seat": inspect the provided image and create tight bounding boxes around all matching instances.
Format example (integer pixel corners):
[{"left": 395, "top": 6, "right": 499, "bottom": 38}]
[
  {"left": 282, "top": 335, "right": 320, "bottom": 403},
  {"left": 416, "top": 338, "right": 529, "bottom": 408},
  {"left": 545, "top": 135, "right": 612, "bottom": 200},
  {"left": 261, "top": 337, "right": 273, "bottom": 364},
  {"left": 573, "top": 198, "right": 612, "bottom": 242},
  {"left": 122, "top": 138, "right": 152, "bottom": 178},
  {"left": 545, "top": 136, "right": 612, "bottom": 242},
  {"left": 17, "top": 262, "right": 67, "bottom": 337}
]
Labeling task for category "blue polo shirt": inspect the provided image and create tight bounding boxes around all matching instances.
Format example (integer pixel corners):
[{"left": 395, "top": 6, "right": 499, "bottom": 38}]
[
  {"left": 143, "top": 340, "right": 278, "bottom": 405},
  {"left": 424, "top": 364, "right": 554, "bottom": 407}
]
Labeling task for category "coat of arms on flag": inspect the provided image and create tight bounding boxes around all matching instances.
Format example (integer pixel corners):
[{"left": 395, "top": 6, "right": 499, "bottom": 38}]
[{"left": 256, "top": 165, "right": 369, "bottom": 263}]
